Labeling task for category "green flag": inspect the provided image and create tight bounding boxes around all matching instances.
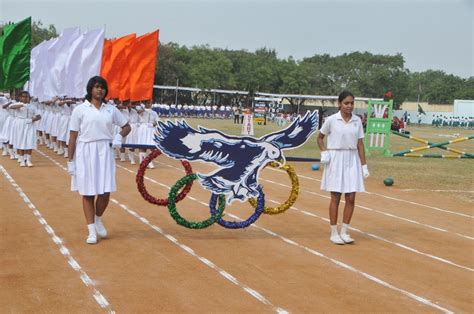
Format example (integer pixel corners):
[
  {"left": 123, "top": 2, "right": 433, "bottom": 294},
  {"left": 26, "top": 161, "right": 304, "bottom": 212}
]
[
  {"left": 0, "top": 23, "right": 15, "bottom": 89},
  {"left": 2, "top": 17, "right": 31, "bottom": 89}
]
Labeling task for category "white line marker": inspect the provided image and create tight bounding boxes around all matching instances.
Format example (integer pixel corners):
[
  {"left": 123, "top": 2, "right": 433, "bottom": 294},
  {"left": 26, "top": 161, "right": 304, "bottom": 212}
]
[{"left": 0, "top": 165, "right": 113, "bottom": 312}]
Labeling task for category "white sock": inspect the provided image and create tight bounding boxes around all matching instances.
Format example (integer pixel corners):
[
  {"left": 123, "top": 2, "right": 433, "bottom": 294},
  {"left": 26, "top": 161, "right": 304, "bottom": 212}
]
[
  {"left": 95, "top": 215, "right": 102, "bottom": 224},
  {"left": 330, "top": 225, "right": 339, "bottom": 237},
  {"left": 9, "top": 148, "right": 13, "bottom": 156},
  {"left": 87, "top": 223, "right": 97, "bottom": 236},
  {"left": 341, "top": 223, "right": 350, "bottom": 235},
  {"left": 120, "top": 152, "right": 125, "bottom": 160},
  {"left": 26, "top": 154, "right": 31, "bottom": 162},
  {"left": 139, "top": 152, "right": 146, "bottom": 162}
]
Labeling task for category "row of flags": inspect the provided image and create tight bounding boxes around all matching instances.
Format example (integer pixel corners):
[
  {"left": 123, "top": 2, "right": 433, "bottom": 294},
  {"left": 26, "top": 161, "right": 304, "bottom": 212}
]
[{"left": 0, "top": 17, "right": 159, "bottom": 102}]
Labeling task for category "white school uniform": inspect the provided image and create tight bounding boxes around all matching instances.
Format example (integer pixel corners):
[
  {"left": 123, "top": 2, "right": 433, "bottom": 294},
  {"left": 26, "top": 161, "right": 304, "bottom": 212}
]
[
  {"left": 14, "top": 103, "right": 40, "bottom": 150},
  {"left": 320, "top": 111, "right": 365, "bottom": 193},
  {"left": 0, "top": 107, "right": 14, "bottom": 143},
  {"left": 136, "top": 108, "right": 159, "bottom": 145},
  {"left": 125, "top": 108, "right": 139, "bottom": 145},
  {"left": 57, "top": 104, "right": 72, "bottom": 142},
  {"left": 69, "top": 100, "right": 128, "bottom": 196}
]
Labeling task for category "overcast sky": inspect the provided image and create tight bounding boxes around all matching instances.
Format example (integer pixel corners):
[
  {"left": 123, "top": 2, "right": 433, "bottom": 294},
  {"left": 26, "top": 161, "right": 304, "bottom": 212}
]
[{"left": 2, "top": 0, "right": 473, "bottom": 78}]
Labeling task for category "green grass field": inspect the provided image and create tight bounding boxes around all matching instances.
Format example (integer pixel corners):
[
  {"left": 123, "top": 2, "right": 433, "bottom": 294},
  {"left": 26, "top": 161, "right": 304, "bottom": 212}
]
[{"left": 169, "top": 117, "right": 474, "bottom": 197}]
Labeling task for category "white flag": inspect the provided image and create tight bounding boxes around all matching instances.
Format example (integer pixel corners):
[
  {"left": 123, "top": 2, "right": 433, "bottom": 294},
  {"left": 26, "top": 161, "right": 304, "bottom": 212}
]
[
  {"left": 76, "top": 28, "right": 105, "bottom": 98},
  {"left": 64, "top": 33, "right": 85, "bottom": 98},
  {"left": 42, "top": 27, "right": 81, "bottom": 100}
]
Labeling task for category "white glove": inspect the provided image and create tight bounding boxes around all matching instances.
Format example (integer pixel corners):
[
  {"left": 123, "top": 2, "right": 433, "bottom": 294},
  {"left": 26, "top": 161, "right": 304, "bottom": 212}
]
[
  {"left": 25, "top": 118, "right": 33, "bottom": 124},
  {"left": 67, "top": 161, "right": 75, "bottom": 176},
  {"left": 112, "top": 134, "right": 122, "bottom": 149},
  {"left": 362, "top": 164, "right": 370, "bottom": 178},
  {"left": 320, "top": 151, "right": 331, "bottom": 164}
]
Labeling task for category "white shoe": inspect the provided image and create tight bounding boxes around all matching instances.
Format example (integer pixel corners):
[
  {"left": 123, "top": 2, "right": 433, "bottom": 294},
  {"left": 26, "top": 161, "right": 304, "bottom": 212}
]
[
  {"left": 64, "top": 151, "right": 68, "bottom": 158},
  {"left": 57, "top": 148, "right": 64, "bottom": 155},
  {"left": 86, "top": 233, "right": 98, "bottom": 244},
  {"left": 26, "top": 160, "right": 33, "bottom": 167},
  {"left": 95, "top": 220, "right": 107, "bottom": 238},
  {"left": 330, "top": 234, "right": 345, "bottom": 245},
  {"left": 147, "top": 161, "right": 155, "bottom": 169},
  {"left": 2, "top": 150, "right": 7, "bottom": 156},
  {"left": 120, "top": 157, "right": 126, "bottom": 162},
  {"left": 19, "top": 160, "right": 26, "bottom": 167},
  {"left": 340, "top": 233, "right": 355, "bottom": 244},
  {"left": 130, "top": 160, "right": 136, "bottom": 165}
]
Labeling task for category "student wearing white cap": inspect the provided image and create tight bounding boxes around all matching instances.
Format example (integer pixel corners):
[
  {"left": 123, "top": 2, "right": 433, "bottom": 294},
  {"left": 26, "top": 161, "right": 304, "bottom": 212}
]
[{"left": 67, "top": 76, "right": 131, "bottom": 244}]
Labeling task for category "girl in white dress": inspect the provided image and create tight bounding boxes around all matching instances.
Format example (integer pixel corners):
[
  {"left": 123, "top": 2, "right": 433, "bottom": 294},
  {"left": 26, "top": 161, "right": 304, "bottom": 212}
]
[
  {"left": 125, "top": 103, "right": 139, "bottom": 164},
  {"left": 9, "top": 91, "right": 41, "bottom": 167},
  {"left": 317, "top": 91, "right": 370, "bottom": 245},
  {"left": 67, "top": 76, "right": 131, "bottom": 244},
  {"left": 136, "top": 102, "right": 159, "bottom": 168}
]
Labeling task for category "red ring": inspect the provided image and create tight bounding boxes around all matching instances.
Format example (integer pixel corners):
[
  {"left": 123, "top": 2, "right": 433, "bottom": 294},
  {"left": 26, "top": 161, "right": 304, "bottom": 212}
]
[{"left": 136, "top": 149, "right": 194, "bottom": 206}]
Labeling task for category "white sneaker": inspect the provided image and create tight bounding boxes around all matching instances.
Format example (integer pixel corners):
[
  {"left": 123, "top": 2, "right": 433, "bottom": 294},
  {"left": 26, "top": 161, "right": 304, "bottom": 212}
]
[
  {"left": 26, "top": 160, "right": 33, "bottom": 167},
  {"left": 340, "top": 233, "right": 355, "bottom": 244},
  {"left": 147, "top": 161, "right": 155, "bottom": 169},
  {"left": 95, "top": 220, "right": 107, "bottom": 238},
  {"left": 64, "top": 151, "right": 68, "bottom": 158},
  {"left": 130, "top": 160, "right": 136, "bottom": 165},
  {"left": 19, "top": 160, "right": 26, "bottom": 167},
  {"left": 120, "top": 157, "right": 126, "bottom": 162},
  {"left": 330, "top": 234, "right": 345, "bottom": 245},
  {"left": 1, "top": 150, "right": 7, "bottom": 156},
  {"left": 86, "top": 233, "right": 98, "bottom": 244},
  {"left": 57, "top": 148, "right": 64, "bottom": 155}
]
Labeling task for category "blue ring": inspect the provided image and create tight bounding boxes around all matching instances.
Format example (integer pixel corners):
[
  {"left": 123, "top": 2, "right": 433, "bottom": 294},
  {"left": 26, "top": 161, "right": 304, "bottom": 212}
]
[{"left": 209, "top": 186, "right": 265, "bottom": 229}]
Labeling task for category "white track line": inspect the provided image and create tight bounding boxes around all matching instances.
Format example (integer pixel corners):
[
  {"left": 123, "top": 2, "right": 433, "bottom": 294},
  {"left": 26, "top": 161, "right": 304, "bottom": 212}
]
[
  {"left": 0, "top": 165, "right": 114, "bottom": 313},
  {"left": 294, "top": 172, "right": 473, "bottom": 219},
  {"left": 35, "top": 149, "right": 288, "bottom": 314},
  {"left": 267, "top": 200, "right": 473, "bottom": 272},
  {"left": 263, "top": 178, "right": 473, "bottom": 241},
  {"left": 125, "top": 159, "right": 454, "bottom": 313}
]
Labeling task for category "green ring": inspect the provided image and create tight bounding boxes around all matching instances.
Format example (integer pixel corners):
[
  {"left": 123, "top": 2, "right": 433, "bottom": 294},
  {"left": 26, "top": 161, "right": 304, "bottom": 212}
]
[{"left": 168, "top": 173, "right": 225, "bottom": 229}]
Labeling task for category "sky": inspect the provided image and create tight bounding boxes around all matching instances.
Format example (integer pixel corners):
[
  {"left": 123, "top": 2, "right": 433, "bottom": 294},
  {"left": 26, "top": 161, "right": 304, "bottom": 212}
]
[{"left": 1, "top": 0, "right": 473, "bottom": 78}]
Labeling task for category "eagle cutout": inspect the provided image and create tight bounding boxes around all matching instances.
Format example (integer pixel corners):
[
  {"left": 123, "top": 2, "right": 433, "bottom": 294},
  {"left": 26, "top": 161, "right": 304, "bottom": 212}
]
[{"left": 154, "top": 110, "right": 319, "bottom": 204}]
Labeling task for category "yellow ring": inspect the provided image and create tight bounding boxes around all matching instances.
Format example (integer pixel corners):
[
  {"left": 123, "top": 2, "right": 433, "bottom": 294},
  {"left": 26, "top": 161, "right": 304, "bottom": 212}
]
[{"left": 248, "top": 161, "right": 299, "bottom": 215}]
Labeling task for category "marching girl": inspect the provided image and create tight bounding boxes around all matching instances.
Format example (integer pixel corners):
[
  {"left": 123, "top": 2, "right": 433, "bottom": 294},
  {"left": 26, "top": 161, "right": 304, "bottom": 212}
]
[
  {"left": 57, "top": 99, "right": 76, "bottom": 158},
  {"left": 49, "top": 99, "right": 63, "bottom": 153},
  {"left": 0, "top": 95, "right": 12, "bottom": 155},
  {"left": 67, "top": 76, "right": 131, "bottom": 244},
  {"left": 136, "top": 101, "right": 159, "bottom": 168},
  {"left": 317, "top": 91, "right": 370, "bottom": 245},
  {"left": 9, "top": 91, "right": 41, "bottom": 167},
  {"left": 124, "top": 102, "right": 139, "bottom": 164},
  {"left": 114, "top": 100, "right": 129, "bottom": 162}
]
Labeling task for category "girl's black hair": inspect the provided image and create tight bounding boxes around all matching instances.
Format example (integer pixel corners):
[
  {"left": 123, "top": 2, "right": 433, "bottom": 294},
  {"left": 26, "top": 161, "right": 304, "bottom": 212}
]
[
  {"left": 338, "top": 90, "right": 354, "bottom": 103},
  {"left": 85, "top": 76, "right": 108, "bottom": 101}
]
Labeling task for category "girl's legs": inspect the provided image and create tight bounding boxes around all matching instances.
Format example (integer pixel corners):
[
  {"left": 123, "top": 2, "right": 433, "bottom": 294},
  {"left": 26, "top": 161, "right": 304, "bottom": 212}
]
[
  {"left": 82, "top": 195, "right": 97, "bottom": 244},
  {"left": 340, "top": 192, "right": 356, "bottom": 243},
  {"left": 25, "top": 149, "right": 33, "bottom": 167},
  {"left": 329, "top": 192, "right": 344, "bottom": 244},
  {"left": 95, "top": 193, "right": 110, "bottom": 238}
]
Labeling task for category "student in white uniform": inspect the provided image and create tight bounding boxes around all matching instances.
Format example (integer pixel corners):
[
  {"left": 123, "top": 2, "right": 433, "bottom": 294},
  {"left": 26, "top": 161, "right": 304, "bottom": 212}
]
[
  {"left": 317, "top": 91, "right": 369, "bottom": 245},
  {"left": 9, "top": 91, "right": 41, "bottom": 167},
  {"left": 136, "top": 101, "right": 159, "bottom": 168},
  {"left": 67, "top": 76, "right": 131, "bottom": 244}
]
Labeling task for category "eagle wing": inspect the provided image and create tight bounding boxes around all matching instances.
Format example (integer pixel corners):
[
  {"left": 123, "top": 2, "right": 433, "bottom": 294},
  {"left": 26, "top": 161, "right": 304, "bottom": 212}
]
[
  {"left": 155, "top": 119, "right": 257, "bottom": 167},
  {"left": 261, "top": 110, "right": 319, "bottom": 149}
]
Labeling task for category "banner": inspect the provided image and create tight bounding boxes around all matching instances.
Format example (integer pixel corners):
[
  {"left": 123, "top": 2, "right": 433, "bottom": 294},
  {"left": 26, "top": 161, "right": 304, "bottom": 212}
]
[
  {"left": 1, "top": 17, "right": 31, "bottom": 89},
  {"left": 129, "top": 30, "right": 159, "bottom": 101}
]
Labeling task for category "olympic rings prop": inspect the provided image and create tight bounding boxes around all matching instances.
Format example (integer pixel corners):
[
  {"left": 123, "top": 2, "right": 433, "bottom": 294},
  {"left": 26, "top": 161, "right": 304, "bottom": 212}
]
[
  {"left": 168, "top": 173, "right": 225, "bottom": 229},
  {"left": 136, "top": 149, "right": 194, "bottom": 206},
  {"left": 248, "top": 161, "right": 299, "bottom": 215},
  {"left": 210, "top": 186, "right": 265, "bottom": 229}
]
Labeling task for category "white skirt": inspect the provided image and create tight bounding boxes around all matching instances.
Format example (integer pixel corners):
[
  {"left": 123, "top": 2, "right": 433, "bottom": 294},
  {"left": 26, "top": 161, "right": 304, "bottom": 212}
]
[
  {"left": 0, "top": 115, "right": 13, "bottom": 143},
  {"left": 44, "top": 111, "right": 55, "bottom": 134},
  {"left": 71, "top": 140, "right": 116, "bottom": 196},
  {"left": 57, "top": 115, "right": 70, "bottom": 142},
  {"left": 38, "top": 110, "right": 49, "bottom": 132},
  {"left": 320, "top": 149, "right": 365, "bottom": 193},
  {"left": 135, "top": 124, "right": 155, "bottom": 145},
  {"left": 14, "top": 119, "right": 37, "bottom": 150},
  {"left": 50, "top": 112, "right": 61, "bottom": 137},
  {"left": 125, "top": 123, "right": 138, "bottom": 144}
]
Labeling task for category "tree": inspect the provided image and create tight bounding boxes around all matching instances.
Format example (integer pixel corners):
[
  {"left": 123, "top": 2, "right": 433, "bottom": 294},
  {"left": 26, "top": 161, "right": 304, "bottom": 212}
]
[{"left": 31, "top": 20, "right": 58, "bottom": 47}]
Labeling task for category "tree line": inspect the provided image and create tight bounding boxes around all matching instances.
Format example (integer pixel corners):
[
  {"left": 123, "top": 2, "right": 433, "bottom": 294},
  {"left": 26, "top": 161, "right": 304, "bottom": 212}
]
[{"left": 21, "top": 20, "right": 474, "bottom": 106}]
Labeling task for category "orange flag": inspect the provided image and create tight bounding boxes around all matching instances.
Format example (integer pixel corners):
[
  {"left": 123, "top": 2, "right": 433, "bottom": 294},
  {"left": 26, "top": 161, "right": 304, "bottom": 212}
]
[
  {"left": 100, "top": 33, "right": 136, "bottom": 100},
  {"left": 100, "top": 39, "right": 112, "bottom": 78},
  {"left": 128, "top": 30, "right": 159, "bottom": 101}
]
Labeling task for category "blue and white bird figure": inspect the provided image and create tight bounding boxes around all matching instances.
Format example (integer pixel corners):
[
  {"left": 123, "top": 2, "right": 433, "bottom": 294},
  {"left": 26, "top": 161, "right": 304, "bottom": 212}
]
[{"left": 154, "top": 110, "right": 319, "bottom": 204}]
